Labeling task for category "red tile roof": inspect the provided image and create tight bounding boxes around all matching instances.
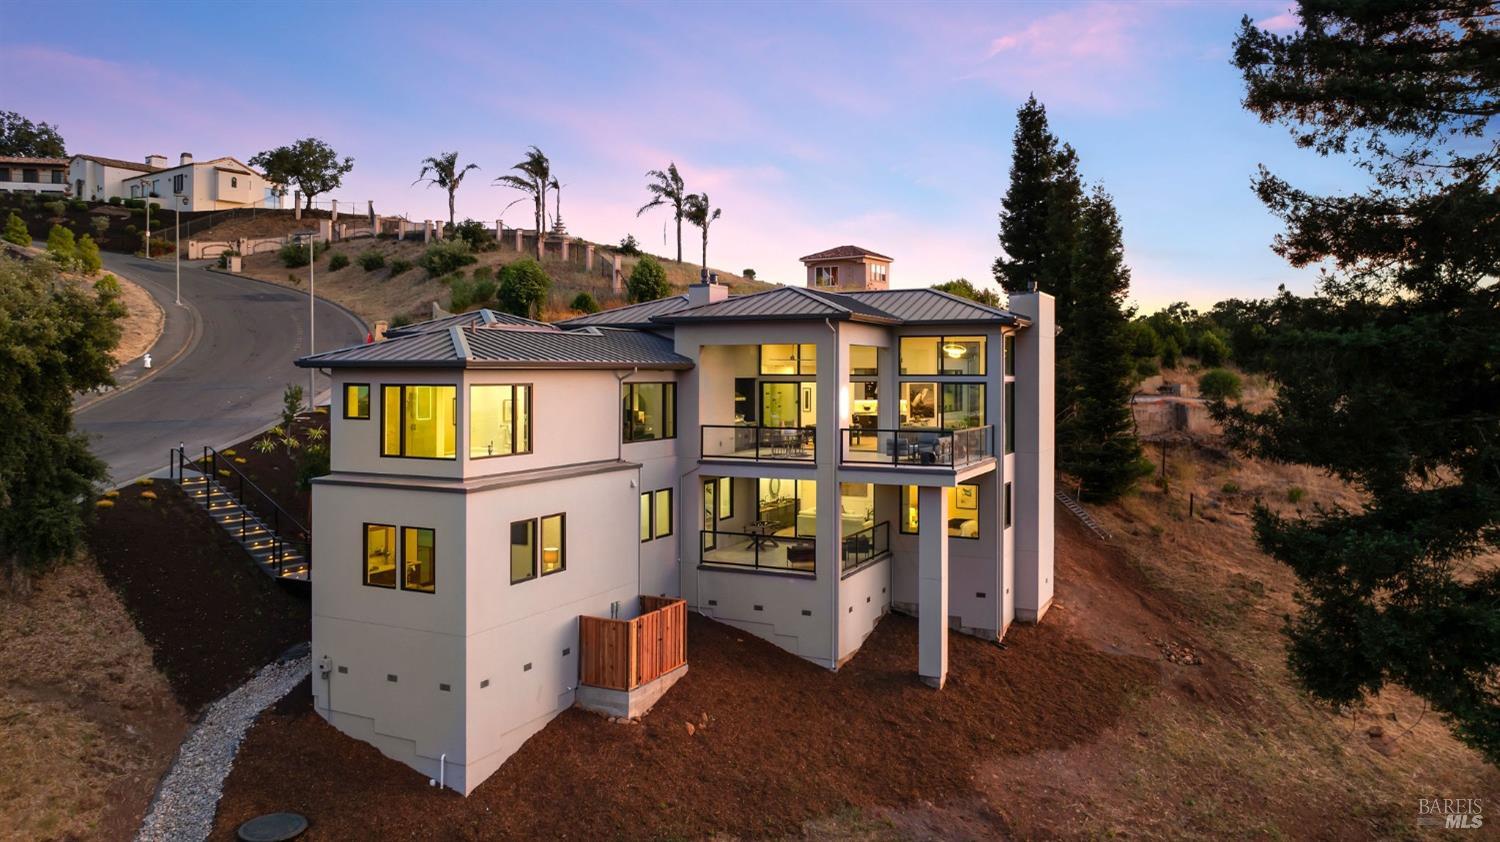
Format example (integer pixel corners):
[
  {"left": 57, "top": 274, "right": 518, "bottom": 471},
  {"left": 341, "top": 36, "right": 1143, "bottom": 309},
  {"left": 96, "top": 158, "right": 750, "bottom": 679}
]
[{"left": 799, "top": 245, "right": 893, "bottom": 262}]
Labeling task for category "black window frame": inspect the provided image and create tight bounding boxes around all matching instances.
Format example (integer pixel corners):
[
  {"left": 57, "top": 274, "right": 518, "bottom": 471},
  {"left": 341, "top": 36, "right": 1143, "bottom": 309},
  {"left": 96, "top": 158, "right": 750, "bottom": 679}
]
[
  {"left": 362, "top": 522, "right": 397, "bottom": 589},
  {"left": 380, "top": 383, "right": 459, "bottom": 461},
  {"left": 1004, "top": 381, "right": 1016, "bottom": 455},
  {"left": 510, "top": 518, "right": 538, "bottom": 584},
  {"left": 653, "top": 488, "right": 674, "bottom": 539},
  {"left": 400, "top": 526, "right": 437, "bottom": 594},
  {"left": 899, "top": 335, "right": 988, "bottom": 376},
  {"left": 173, "top": 173, "right": 185, "bottom": 194},
  {"left": 621, "top": 382, "right": 676, "bottom": 443},
  {"left": 468, "top": 383, "right": 534, "bottom": 459},
  {"left": 640, "top": 492, "right": 653, "bottom": 544},
  {"left": 539, "top": 513, "right": 566, "bottom": 577},
  {"left": 344, "top": 383, "right": 370, "bottom": 420},
  {"left": 1004, "top": 481, "right": 1013, "bottom": 529},
  {"left": 717, "top": 476, "right": 733, "bottom": 520},
  {"left": 757, "top": 343, "right": 817, "bottom": 377},
  {"left": 1004, "top": 334, "right": 1016, "bottom": 376}
]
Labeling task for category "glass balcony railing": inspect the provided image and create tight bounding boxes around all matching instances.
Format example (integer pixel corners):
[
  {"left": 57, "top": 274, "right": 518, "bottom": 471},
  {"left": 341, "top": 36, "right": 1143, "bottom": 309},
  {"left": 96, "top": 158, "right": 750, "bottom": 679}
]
[
  {"left": 700, "top": 425, "right": 816, "bottom": 461},
  {"left": 700, "top": 529, "right": 816, "bottom": 575},
  {"left": 841, "top": 521, "right": 890, "bottom": 573},
  {"left": 839, "top": 425, "right": 994, "bottom": 469}
]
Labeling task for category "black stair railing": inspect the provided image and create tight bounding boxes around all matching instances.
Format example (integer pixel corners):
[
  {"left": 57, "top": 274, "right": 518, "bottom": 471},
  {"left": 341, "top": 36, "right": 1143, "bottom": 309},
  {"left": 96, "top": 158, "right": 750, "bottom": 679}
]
[{"left": 171, "top": 445, "right": 311, "bottom": 578}]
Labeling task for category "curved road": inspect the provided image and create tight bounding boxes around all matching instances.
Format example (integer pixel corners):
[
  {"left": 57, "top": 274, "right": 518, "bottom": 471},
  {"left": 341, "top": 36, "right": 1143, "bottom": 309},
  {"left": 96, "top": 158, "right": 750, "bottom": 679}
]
[{"left": 78, "top": 253, "right": 366, "bottom": 485}]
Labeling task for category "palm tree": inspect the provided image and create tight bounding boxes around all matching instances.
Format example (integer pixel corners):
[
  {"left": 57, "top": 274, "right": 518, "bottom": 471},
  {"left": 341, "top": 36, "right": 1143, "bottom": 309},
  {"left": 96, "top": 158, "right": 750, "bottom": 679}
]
[
  {"left": 683, "top": 192, "right": 721, "bottom": 274},
  {"left": 550, "top": 177, "right": 565, "bottom": 234},
  {"left": 493, "top": 146, "right": 552, "bottom": 260},
  {"left": 414, "top": 152, "right": 479, "bottom": 230},
  {"left": 637, "top": 163, "right": 686, "bottom": 263}
]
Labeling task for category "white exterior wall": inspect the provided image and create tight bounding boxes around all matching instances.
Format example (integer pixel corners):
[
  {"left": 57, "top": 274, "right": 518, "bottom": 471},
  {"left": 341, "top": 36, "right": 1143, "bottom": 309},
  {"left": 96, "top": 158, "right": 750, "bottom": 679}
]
[
  {"left": 1008, "top": 293, "right": 1056, "bottom": 622},
  {"left": 65, "top": 156, "right": 279, "bottom": 210}
]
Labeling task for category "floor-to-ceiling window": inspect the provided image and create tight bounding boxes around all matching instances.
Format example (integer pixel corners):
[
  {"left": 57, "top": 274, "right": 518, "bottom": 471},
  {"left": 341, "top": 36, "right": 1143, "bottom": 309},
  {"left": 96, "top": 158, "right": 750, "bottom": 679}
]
[{"left": 381, "top": 385, "right": 457, "bottom": 459}]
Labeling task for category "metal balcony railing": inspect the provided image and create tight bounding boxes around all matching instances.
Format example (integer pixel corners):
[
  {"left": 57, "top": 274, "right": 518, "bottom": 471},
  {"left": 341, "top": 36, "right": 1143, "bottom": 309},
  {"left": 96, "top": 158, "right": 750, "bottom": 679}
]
[
  {"left": 839, "top": 425, "right": 994, "bottom": 469},
  {"left": 700, "top": 425, "right": 816, "bottom": 462}
]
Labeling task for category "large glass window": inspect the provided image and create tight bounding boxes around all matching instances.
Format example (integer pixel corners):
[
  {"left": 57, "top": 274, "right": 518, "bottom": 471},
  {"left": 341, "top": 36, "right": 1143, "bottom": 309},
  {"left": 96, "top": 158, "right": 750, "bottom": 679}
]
[
  {"left": 948, "top": 484, "right": 979, "bottom": 539},
  {"left": 1005, "top": 381, "right": 1016, "bottom": 455},
  {"left": 940, "top": 336, "right": 986, "bottom": 375},
  {"left": 469, "top": 384, "right": 532, "bottom": 458},
  {"left": 622, "top": 383, "right": 676, "bottom": 442},
  {"left": 510, "top": 519, "right": 536, "bottom": 583},
  {"left": 756, "top": 478, "right": 816, "bottom": 537},
  {"left": 899, "top": 383, "right": 984, "bottom": 429},
  {"left": 540, "top": 514, "right": 565, "bottom": 575},
  {"left": 640, "top": 493, "right": 652, "bottom": 542},
  {"left": 850, "top": 345, "right": 879, "bottom": 377},
  {"left": 364, "top": 523, "right": 396, "bottom": 588},
  {"left": 381, "top": 385, "right": 457, "bottom": 459},
  {"left": 717, "top": 476, "right": 733, "bottom": 520},
  {"left": 344, "top": 383, "right": 370, "bottom": 420},
  {"left": 402, "top": 526, "right": 436, "bottom": 592},
  {"left": 942, "top": 383, "right": 985, "bottom": 429},
  {"left": 901, "top": 335, "right": 986, "bottom": 375},
  {"left": 759, "top": 343, "right": 816, "bottom": 376},
  {"left": 901, "top": 487, "right": 919, "bottom": 534},
  {"left": 840, "top": 482, "right": 874, "bottom": 536}
]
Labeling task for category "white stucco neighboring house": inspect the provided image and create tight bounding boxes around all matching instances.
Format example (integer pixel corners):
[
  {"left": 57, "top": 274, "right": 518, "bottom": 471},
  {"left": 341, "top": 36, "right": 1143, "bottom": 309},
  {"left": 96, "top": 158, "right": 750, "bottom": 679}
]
[
  {"left": 0, "top": 156, "right": 70, "bottom": 194},
  {"left": 68, "top": 152, "right": 282, "bottom": 211},
  {"left": 294, "top": 269, "right": 1055, "bottom": 795}
]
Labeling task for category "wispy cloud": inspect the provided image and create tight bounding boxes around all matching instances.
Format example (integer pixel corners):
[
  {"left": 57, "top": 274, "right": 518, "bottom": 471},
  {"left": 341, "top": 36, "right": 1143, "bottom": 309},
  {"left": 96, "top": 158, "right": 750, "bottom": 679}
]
[{"left": 1255, "top": 6, "right": 1301, "bottom": 33}]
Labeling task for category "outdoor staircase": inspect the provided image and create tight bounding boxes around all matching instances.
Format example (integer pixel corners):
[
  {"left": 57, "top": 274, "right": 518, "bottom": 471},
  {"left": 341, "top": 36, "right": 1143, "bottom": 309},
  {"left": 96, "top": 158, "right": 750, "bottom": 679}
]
[
  {"left": 172, "top": 446, "right": 311, "bottom": 581},
  {"left": 1056, "top": 489, "right": 1112, "bottom": 541}
]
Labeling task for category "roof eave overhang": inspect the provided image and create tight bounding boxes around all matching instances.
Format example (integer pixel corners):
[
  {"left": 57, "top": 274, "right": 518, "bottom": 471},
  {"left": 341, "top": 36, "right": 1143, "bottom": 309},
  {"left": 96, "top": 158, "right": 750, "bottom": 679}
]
[{"left": 296, "top": 358, "right": 693, "bottom": 371}]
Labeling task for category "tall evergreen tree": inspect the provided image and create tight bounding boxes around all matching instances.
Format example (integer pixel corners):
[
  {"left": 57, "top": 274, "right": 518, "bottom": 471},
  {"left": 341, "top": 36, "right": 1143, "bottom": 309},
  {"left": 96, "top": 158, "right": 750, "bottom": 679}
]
[
  {"left": 1222, "top": 2, "right": 1500, "bottom": 762},
  {"left": 993, "top": 95, "right": 1057, "bottom": 294},
  {"left": 1059, "top": 188, "right": 1150, "bottom": 501}
]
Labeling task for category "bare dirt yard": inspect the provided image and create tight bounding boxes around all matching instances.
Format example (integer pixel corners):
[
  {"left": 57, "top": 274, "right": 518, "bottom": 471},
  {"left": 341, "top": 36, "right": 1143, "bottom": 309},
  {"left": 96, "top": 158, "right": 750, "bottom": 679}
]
[
  {"left": 0, "top": 559, "right": 187, "bottom": 842},
  {"left": 207, "top": 426, "right": 1499, "bottom": 840}
]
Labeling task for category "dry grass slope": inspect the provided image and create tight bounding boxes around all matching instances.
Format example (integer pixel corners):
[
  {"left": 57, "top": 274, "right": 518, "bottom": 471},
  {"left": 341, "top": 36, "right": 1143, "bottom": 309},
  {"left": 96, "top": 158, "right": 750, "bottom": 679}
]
[{"left": 0, "top": 560, "right": 187, "bottom": 842}]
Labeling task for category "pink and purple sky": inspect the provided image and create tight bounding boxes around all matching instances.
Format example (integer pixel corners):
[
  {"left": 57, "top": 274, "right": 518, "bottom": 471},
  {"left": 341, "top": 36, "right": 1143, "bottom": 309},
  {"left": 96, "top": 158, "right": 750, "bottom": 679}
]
[{"left": 2, "top": 0, "right": 1358, "bottom": 310}]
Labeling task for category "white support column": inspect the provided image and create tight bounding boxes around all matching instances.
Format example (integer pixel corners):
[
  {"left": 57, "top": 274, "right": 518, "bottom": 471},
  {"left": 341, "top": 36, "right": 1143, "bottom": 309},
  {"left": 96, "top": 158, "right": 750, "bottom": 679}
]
[
  {"left": 611, "top": 255, "right": 623, "bottom": 294},
  {"left": 397, "top": 218, "right": 408, "bottom": 240},
  {"left": 1008, "top": 292, "right": 1056, "bottom": 623},
  {"left": 560, "top": 238, "right": 570, "bottom": 262},
  {"left": 585, "top": 243, "right": 595, "bottom": 270},
  {"left": 424, "top": 220, "right": 432, "bottom": 243},
  {"left": 331, "top": 199, "right": 339, "bottom": 222},
  {"left": 514, "top": 228, "right": 524, "bottom": 252},
  {"left": 917, "top": 485, "right": 949, "bottom": 688}
]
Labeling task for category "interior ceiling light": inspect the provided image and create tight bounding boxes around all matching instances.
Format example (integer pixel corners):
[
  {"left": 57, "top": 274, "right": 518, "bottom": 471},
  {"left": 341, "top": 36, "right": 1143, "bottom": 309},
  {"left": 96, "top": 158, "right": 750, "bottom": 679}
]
[{"left": 942, "top": 342, "right": 968, "bottom": 359}]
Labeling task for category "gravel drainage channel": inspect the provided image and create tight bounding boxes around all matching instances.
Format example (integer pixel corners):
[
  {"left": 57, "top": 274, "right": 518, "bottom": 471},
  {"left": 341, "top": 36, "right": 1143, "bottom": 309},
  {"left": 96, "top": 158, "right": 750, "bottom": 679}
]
[{"left": 137, "top": 648, "right": 311, "bottom": 842}]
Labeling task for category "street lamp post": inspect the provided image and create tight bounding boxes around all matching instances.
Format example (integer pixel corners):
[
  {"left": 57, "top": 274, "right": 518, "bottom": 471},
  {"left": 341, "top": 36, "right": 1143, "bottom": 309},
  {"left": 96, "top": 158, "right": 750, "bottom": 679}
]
[
  {"left": 174, "top": 197, "right": 185, "bottom": 305},
  {"left": 307, "top": 231, "right": 316, "bottom": 409}
]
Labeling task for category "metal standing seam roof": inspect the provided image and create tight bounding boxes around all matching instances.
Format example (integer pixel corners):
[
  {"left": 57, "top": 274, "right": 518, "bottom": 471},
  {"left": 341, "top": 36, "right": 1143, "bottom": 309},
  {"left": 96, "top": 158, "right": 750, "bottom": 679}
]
[
  {"left": 385, "top": 308, "right": 549, "bottom": 337},
  {"left": 650, "top": 285, "right": 1023, "bottom": 326},
  {"left": 555, "top": 294, "right": 691, "bottom": 328},
  {"left": 296, "top": 323, "right": 692, "bottom": 370}
]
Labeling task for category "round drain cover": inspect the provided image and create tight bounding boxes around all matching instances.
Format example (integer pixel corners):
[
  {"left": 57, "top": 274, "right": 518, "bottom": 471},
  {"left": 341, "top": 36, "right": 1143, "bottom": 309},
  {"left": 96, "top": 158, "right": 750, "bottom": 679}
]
[{"left": 237, "top": 812, "right": 308, "bottom": 841}]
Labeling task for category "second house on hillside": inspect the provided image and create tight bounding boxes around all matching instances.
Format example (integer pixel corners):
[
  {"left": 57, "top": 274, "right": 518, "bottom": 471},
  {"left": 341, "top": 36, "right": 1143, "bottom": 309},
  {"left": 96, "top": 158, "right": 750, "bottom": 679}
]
[{"left": 68, "top": 152, "right": 283, "bottom": 211}]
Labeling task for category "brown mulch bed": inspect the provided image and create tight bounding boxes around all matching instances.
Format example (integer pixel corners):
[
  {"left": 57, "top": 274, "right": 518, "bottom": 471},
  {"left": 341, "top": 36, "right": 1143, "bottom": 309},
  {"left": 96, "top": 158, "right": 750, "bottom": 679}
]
[
  {"left": 205, "top": 409, "right": 328, "bottom": 528},
  {"left": 87, "top": 481, "right": 310, "bottom": 713},
  {"left": 210, "top": 612, "right": 1155, "bottom": 840}
]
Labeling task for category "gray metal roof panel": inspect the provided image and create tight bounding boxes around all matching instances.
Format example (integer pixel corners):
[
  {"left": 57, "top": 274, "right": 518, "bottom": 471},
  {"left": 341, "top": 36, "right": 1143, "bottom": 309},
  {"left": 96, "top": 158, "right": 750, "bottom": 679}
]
[
  {"left": 556, "top": 294, "right": 691, "bottom": 328},
  {"left": 838, "top": 289, "right": 1024, "bottom": 325},
  {"left": 298, "top": 324, "right": 691, "bottom": 370},
  {"left": 386, "top": 308, "right": 549, "bottom": 337},
  {"left": 652, "top": 286, "right": 898, "bottom": 324}
]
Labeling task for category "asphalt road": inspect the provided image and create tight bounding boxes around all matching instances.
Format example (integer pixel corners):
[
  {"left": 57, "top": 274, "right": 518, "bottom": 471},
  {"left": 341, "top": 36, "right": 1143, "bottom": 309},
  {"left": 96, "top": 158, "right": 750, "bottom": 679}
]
[{"left": 76, "top": 254, "right": 366, "bottom": 485}]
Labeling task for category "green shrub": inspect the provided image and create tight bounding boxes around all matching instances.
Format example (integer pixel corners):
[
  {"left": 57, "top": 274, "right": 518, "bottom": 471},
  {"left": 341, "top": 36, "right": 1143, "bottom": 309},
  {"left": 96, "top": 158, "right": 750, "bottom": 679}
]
[
  {"left": 76, "top": 234, "right": 102, "bottom": 274},
  {"left": 1287, "top": 486, "right": 1306, "bottom": 504},
  {"left": 328, "top": 252, "right": 350, "bottom": 271},
  {"left": 108, "top": 196, "right": 123, "bottom": 206},
  {"left": 470, "top": 267, "right": 496, "bottom": 305},
  {"left": 279, "top": 240, "right": 328, "bottom": 268},
  {"left": 1221, "top": 481, "right": 1240, "bottom": 494},
  {"left": 44, "top": 200, "right": 67, "bottom": 216},
  {"left": 46, "top": 224, "right": 76, "bottom": 265},
  {"left": 282, "top": 383, "right": 305, "bottom": 427},
  {"left": 356, "top": 250, "right": 386, "bottom": 271},
  {"left": 217, "top": 249, "right": 240, "bottom": 269},
  {"left": 450, "top": 219, "right": 496, "bottom": 252},
  {"left": 617, "top": 234, "right": 642, "bottom": 256},
  {"left": 3, "top": 211, "right": 28, "bottom": 246},
  {"left": 1197, "top": 331, "right": 1229, "bottom": 367},
  {"left": 1198, "top": 368, "right": 1243, "bottom": 401},
  {"left": 124, "top": 224, "right": 137, "bottom": 236},
  {"left": 742, "top": 268, "right": 756, "bottom": 280},
  {"left": 123, "top": 198, "right": 145, "bottom": 209},
  {"left": 297, "top": 442, "right": 330, "bottom": 491},
  {"left": 418, "top": 239, "right": 477, "bottom": 278},
  {"left": 448, "top": 274, "right": 476, "bottom": 311},
  {"left": 1160, "top": 337, "right": 1181, "bottom": 369},
  {"left": 388, "top": 258, "right": 413, "bottom": 277},
  {"left": 90, "top": 216, "right": 109, "bottom": 237},
  {"left": 626, "top": 255, "right": 670, "bottom": 303},
  {"left": 69, "top": 199, "right": 88, "bottom": 212},
  {"left": 497, "top": 258, "right": 551, "bottom": 319},
  {"left": 389, "top": 313, "right": 413, "bottom": 328},
  {"left": 570, "top": 291, "right": 601, "bottom": 313},
  {"left": 145, "top": 237, "right": 172, "bottom": 257},
  {"left": 1135, "top": 357, "right": 1160, "bottom": 379}
]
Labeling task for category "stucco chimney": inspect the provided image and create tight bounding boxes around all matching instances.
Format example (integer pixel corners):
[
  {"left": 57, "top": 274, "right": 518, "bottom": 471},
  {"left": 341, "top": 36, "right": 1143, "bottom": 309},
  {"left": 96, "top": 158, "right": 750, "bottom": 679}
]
[
  {"left": 145, "top": 154, "right": 167, "bottom": 168},
  {"left": 180, "top": 152, "right": 193, "bottom": 166},
  {"left": 687, "top": 272, "right": 728, "bottom": 307}
]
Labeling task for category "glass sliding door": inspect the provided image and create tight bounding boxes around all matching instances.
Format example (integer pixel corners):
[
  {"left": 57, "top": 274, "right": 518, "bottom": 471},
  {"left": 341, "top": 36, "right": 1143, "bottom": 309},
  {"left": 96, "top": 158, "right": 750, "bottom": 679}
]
[{"left": 761, "top": 382, "right": 800, "bottom": 428}]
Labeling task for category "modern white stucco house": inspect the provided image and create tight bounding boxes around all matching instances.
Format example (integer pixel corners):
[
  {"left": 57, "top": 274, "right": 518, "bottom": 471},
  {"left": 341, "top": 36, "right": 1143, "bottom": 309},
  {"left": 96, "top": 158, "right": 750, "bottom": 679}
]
[
  {"left": 67, "top": 152, "right": 282, "bottom": 211},
  {"left": 295, "top": 273, "right": 1054, "bottom": 795}
]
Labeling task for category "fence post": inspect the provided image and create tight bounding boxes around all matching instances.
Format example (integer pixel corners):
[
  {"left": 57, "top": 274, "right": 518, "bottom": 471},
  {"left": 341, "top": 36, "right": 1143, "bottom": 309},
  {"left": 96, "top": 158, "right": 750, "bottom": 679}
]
[
  {"left": 560, "top": 238, "right": 570, "bottom": 262},
  {"left": 611, "top": 255, "right": 623, "bottom": 294},
  {"left": 293, "top": 191, "right": 301, "bottom": 220},
  {"left": 585, "top": 243, "right": 595, "bottom": 270},
  {"left": 397, "top": 218, "right": 408, "bottom": 240},
  {"left": 331, "top": 199, "right": 339, "bottom": 222},
  {"left": 514, "top": 228, "right": 523, "bottom": 252},
  {"left": 424, "top": 221, "right": 432, "bottom": 243},
  {"left": 495, "top": 219, "right": 503, "bottom": 244}
]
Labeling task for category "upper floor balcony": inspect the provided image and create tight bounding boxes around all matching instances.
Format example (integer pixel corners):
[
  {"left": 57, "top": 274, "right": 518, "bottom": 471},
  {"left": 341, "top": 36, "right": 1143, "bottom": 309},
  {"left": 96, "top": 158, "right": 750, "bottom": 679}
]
[
  {"left": 840, "top": 425, "right": 994, "bottom": 471},
  {"left": 701, "top": 425, "right": 816, "bottom": 462}
]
